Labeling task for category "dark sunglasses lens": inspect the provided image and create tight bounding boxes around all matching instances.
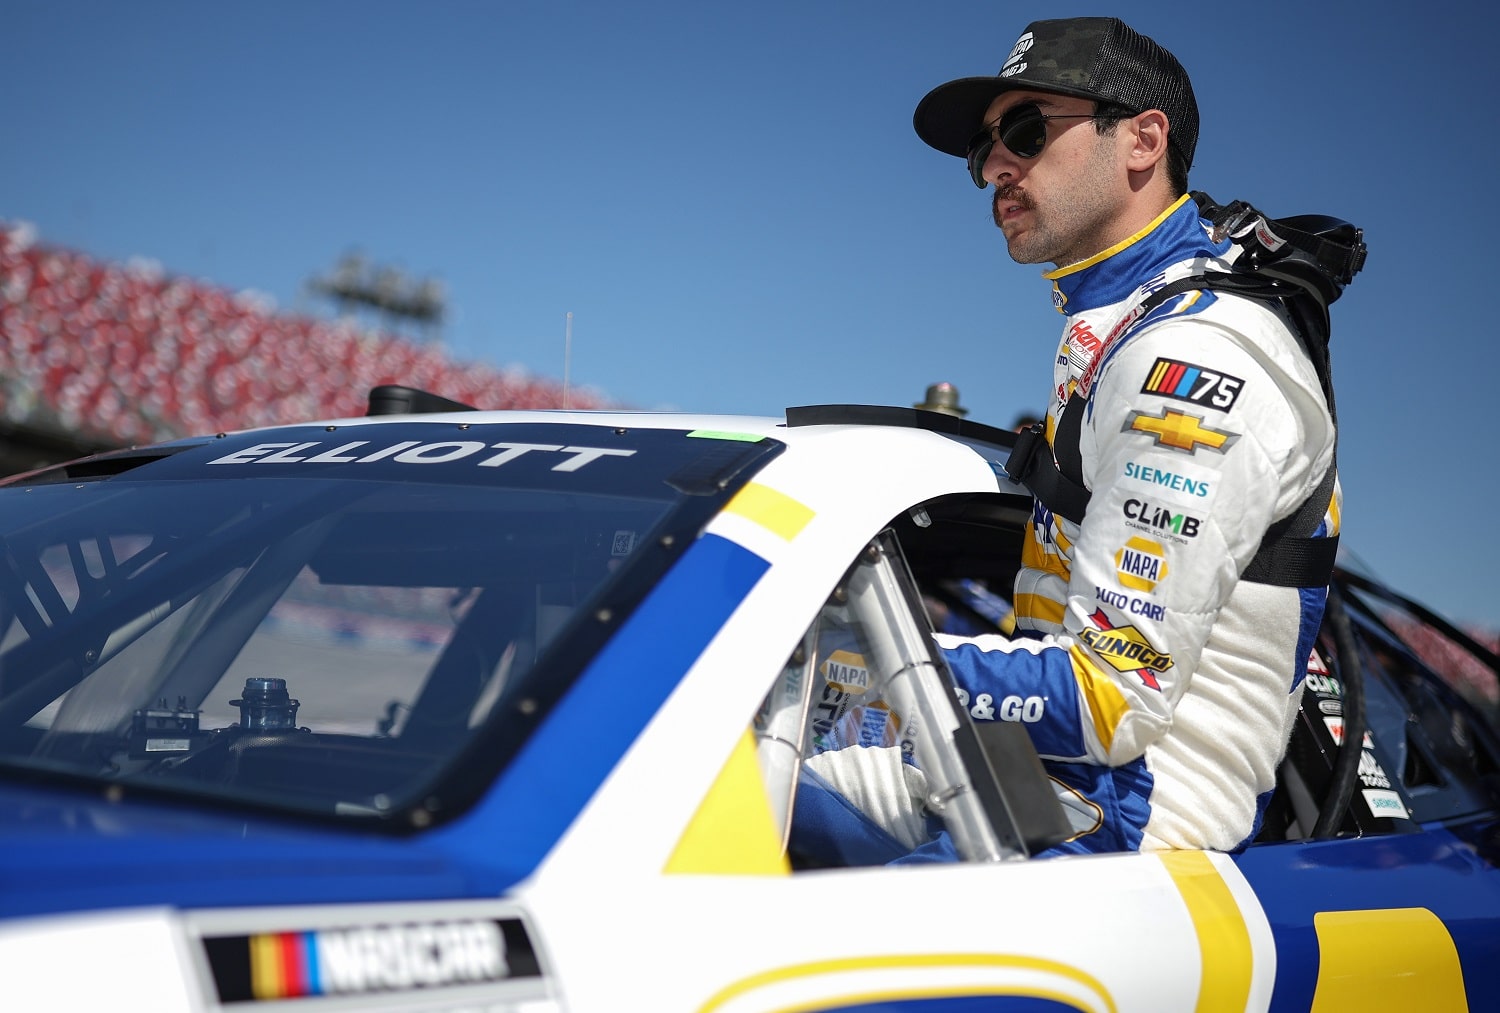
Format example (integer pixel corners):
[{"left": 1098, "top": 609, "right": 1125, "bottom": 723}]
[
  {"left": 1000, "top": 107, "right": 1047, "bottom": 158},
  {"left": 966, "top": 133, "right": 994, "bottom": 188}
]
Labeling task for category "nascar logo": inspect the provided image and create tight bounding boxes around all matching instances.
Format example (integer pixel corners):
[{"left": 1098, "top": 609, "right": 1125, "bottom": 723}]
[
  {"left": 239, "top": 920, "right": 511, "bottom": 1000},
  {"left": 1141, "top": 357, "right": 1245, "bottom": 410}
]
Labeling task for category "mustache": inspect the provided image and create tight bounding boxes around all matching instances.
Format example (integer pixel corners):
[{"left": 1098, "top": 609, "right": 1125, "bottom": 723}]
[{"left": 992, "top": 184, "right": 1033, "bottom": 226}]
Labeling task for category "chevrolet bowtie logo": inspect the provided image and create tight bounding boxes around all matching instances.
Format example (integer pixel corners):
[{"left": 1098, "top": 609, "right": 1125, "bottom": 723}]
[{"left": 1124, "top": 407, "right": 1238, "bottom": 454}]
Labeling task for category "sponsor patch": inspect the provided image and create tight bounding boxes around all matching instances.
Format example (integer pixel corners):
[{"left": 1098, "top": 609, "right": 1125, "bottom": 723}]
[
  {"left": 202, "top": 918, "right": 540, "bottom": 1003},
  {"left": 1122, "top": 460, "right": 1215, "bottom": 501},
  {"left": 1094, "top": 585, "right": 1165, "bottom": 622},
  {"left": 1114, "top": 536, "right": 1167, "bottom": 593},
  {"left": 1079, "top": 609, "right": 1172, "bottom": 690},
  {"left": 1123, "top": 408, "right": 1238, "bottom": 455},
  {"left": 957, "top": 688, "right": 1046, "bottom": 723},
  {"left": 1122, "top": 498, "right": 1201, "bottom": 541},
  {"left": 1364, "top": 789, "right": 1410, "bottom": 819},
  {"left": 822, "top": 649, "right": 871, "bottom": 694},
  {"left": 1140, "top": 357, "right": 1244, "bottom": 410}
]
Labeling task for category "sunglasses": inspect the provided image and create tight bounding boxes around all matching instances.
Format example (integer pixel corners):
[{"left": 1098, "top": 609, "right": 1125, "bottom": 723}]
[{"left": 965, "top": 104, "right": 1126, "bottom": 188}]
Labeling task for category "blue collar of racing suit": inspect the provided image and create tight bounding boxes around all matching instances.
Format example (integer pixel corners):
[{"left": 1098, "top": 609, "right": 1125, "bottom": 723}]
[{"left": 1043, "top": 194, "right": 1234, "bottom": 315}]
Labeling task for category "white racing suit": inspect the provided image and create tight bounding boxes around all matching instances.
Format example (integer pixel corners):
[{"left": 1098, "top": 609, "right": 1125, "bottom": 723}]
[{"left": 938, "top": 194, "right": 1341, "bottom": 855}]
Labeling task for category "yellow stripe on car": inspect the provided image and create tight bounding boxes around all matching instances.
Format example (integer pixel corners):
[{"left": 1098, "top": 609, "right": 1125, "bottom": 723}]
[
  {"left": 1160, "top": 850, "right": 1253, "bottom": 1013},
  {"left": 1310, "top": 908, "right": 1467, "bottom": 1011},
  {"left": 696, "top": 952, "right": 1116, "bottom": 1013},
  {"left": 723, "top": 483, "right": 814, "bottom": 542},
  {"left": 664, "top": 730, "right": 789, "bottom": 876}
]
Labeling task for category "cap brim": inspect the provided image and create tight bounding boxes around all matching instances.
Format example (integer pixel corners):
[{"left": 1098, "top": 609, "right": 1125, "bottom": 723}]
[
  {"left": 913, "top": 76, "right": 1112, "bottom": 157},
  {"left": 913, "top": 77, "right": 1014, "bottom": 157}
]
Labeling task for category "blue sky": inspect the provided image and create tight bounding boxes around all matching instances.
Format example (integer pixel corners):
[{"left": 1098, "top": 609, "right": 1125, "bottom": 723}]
[{"left": 5, "top": 2, "right": 1497, "bottom": 630}]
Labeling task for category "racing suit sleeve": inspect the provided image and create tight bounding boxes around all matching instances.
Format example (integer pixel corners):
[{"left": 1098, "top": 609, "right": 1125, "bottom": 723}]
[{"left": 938, "top": 303, "right": 1335, "bottom": 767}]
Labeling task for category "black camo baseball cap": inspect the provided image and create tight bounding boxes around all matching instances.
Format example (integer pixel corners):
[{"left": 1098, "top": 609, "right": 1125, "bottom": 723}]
[{"left": 913, "top": 17, "right": 1199, "bottom": 168}]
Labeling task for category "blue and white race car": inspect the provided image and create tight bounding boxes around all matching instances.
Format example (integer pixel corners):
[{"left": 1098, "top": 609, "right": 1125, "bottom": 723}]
[{"left": 0, "top": 388, "right": 1496, "bottom": 1012}]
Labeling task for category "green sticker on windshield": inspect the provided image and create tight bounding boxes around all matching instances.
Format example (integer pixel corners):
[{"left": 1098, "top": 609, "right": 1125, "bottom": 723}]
[{"left": 686, "top": 430, "right": 763, "bottom": 442}]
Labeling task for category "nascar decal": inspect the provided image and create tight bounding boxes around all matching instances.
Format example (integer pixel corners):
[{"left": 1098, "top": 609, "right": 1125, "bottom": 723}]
[
  {"left": 207, "top": 440, "right": 635, "bottom": 471},
  {"left": 1115, "top": 537, "right": 1167, "bottom": 593},
  {"left": 202, "top": 918, "right": 540, "bottom": 1003},
  {"left": 1079, "top": 608, "right": 1172, "bottom": 690},
  {"left": 1141, "top": 357, "right": 1244, "bottom": 410},
  {"left": 1123, "top": 407, "right": 1238, "bottom": 455}
]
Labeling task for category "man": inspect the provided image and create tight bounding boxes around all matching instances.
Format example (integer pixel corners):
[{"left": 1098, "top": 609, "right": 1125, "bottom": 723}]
[{"left": 910, "top": 17, "right": 1341, "bottom": 855}]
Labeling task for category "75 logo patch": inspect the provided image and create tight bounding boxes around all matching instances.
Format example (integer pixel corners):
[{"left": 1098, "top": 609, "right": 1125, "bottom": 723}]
[{"left": 1141, "top": 357, "right": 1244, "bottom": 411}]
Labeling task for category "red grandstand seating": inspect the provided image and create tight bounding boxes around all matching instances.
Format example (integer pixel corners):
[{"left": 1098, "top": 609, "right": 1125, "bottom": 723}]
[{"left": 0, "top": 223, "right": 609, "bottom": 448}]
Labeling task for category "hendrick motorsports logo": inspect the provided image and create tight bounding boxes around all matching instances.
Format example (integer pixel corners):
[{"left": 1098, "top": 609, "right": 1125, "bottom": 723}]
[{"left": 1080, "top": 609, "right": 1173, "bottom": 690}]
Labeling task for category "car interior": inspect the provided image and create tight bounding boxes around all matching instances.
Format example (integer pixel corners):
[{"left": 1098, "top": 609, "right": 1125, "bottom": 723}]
[{"left": 760, "top": 483, "right": 1500, "bottom": 868}]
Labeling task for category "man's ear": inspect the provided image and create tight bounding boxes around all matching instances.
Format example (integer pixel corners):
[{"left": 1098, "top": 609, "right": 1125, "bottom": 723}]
[{"left": 1126, "top": 110, "right": 1171, "bottom": 173}]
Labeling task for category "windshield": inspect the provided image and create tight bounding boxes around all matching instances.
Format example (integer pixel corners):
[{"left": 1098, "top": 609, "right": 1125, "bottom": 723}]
[{"left": 0, "top": 421, "right": 779, "bottom": 825}]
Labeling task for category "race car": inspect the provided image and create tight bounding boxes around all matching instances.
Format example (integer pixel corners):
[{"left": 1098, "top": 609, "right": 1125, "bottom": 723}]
[{"left": 0, "top": 387, "right": 1496, "bottom": 1012}]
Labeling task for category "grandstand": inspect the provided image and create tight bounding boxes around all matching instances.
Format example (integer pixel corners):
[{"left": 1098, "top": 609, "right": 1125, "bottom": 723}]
[{"left": 0, "top": 222, "right": 607, "bottom": 474}]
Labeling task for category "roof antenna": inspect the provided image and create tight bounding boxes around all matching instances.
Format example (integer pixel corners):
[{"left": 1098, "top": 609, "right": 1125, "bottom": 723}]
[{"left": 562, "top": 311, "right": 573, "bottom": 409}]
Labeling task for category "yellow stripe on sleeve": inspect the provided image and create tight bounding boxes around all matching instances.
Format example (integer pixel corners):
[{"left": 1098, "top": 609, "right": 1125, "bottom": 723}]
[
  {"left": 1067, "top": 646, "right": 1130, "bottom": 754},
  {"left": 1014, "top": 593, "right": 1067, "bottom": 626}
]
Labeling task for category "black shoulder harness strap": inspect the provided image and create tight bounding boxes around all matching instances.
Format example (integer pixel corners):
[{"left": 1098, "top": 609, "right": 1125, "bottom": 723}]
[{"left": 1003, "top": 192, "right": 1366, "bottom": 589}]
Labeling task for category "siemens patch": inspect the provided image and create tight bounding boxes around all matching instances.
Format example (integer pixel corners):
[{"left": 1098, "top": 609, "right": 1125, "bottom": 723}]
[{"left": 1141, "top": 357, "right": 1244, "bottom": 410}]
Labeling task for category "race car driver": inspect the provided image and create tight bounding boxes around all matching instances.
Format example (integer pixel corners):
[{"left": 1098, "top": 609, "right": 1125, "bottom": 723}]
[{"left": 906, "top": 17, "right": 1342, "bottom": 856}]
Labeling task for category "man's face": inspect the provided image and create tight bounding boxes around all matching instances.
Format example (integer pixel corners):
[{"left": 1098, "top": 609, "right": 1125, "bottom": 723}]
[{"left": 977, "top": 90, "right": 1128, "bottom": 268}]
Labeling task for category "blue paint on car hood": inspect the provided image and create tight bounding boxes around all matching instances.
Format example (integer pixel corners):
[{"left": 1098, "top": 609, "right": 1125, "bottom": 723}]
[{"left": 0, "top": 778, "right": 523, "bottom": 919}]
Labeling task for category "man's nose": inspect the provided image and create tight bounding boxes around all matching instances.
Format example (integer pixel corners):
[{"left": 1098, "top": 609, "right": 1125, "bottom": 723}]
[{"left": 983, "top": 143, "right": 1020, "bottom": 188}]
